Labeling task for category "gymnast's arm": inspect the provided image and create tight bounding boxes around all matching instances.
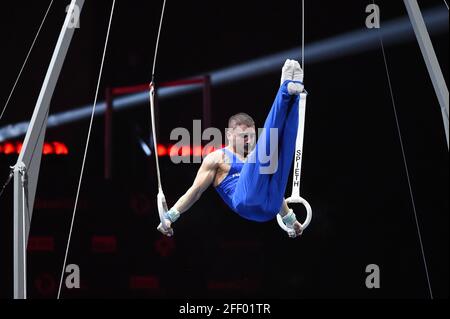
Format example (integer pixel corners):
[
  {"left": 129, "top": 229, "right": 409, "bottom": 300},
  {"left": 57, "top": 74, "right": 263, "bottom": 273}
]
[{"left": 171, "top": 152, "right": 219, "bottom": 214}]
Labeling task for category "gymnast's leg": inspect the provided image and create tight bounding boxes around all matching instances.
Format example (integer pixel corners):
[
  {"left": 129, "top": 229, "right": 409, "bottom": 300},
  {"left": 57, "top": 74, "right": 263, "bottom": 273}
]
[{"left": 233, "top": 60, "right": 304, "bottom": 223}]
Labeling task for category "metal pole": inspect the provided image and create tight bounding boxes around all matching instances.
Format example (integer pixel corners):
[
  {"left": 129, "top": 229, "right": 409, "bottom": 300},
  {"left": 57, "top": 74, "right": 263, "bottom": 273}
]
[
  {"left": 13, "top": 0, "right": 85, "bottom": 299},
  {"left": 403, "top": 0, "right": 449, "bottom": 149}
]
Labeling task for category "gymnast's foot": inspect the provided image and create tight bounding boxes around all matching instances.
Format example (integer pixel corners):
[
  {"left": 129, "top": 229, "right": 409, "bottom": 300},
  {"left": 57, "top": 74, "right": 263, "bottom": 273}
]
[
  {"left": 280, "top": 59, "right": 295, "bottom": 86},
  {"left": 287, "top": 60, "right": 304, "bottom": 95},
  {"left": 292, "top": 60, "right": 304, "bottom": 83}
]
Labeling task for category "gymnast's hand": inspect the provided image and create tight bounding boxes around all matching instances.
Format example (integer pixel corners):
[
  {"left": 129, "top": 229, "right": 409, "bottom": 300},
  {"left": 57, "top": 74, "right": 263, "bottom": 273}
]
[
  {"left": 157, "top": 206, "right": 181, "bottom": 236},
  {"left": 291, "top": 221, "right": 303, "bottom": 238},
  {"left": 280, "top": 204, "right": 303, "bottom": 238},
  {"left": 157, "top": 216, "right": 174, "bottom": 237}
]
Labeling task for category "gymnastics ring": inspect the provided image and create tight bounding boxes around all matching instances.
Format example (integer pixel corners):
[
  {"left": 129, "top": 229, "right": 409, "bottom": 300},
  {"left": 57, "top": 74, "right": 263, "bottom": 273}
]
[
  {"left": 156, "top": 189, "right": 170, "bottom": 233},
  {"left": 277, "top": 196, "right": 312, "bottom": 236}
]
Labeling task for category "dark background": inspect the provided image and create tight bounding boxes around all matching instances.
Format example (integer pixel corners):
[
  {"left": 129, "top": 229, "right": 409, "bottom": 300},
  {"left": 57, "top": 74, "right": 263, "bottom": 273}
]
[{"left": 0, "top": 0, "right": 448, "bottom": 298}]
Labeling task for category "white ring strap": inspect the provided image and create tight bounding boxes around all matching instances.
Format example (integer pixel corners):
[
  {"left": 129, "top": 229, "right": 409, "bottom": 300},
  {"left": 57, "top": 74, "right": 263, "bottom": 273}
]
[{"left": 278, "top": 91, "right": 312, "bottom": 234}]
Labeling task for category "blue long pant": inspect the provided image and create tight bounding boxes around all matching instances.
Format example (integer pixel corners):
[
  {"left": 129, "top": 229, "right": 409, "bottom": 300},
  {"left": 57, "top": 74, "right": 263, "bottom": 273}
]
[{"left": 232, "top": 81, "right": 301, "bottom": 222}]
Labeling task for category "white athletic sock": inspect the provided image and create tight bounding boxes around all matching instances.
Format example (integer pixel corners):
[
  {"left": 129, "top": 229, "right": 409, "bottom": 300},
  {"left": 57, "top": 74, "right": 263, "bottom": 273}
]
[{"left": 280, "top": 59, "right": 294, "bottom": 86}]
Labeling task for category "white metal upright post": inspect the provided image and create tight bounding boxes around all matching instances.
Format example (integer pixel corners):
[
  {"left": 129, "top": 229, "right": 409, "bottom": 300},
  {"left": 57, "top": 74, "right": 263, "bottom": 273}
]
[
  {"left": 404, "top": 0, "right": 449, "bottom": 149},
  {"left": 13, "top": 0, "right": 85, "bottom": 299}
]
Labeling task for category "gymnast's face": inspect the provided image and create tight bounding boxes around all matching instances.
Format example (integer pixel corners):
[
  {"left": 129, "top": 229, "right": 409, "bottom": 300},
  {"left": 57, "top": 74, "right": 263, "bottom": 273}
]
[{"left": 227, "top": 124, "right": 256, "bottom": 155}]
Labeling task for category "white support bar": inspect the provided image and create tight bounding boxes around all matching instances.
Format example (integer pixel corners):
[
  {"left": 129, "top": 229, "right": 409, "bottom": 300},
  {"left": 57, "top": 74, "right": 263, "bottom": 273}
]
[
  {"left": 291, "top": 92, "right": 308, "bottom": 198},
  {"left": 13, "top": 0, "right": 85, "bottom": 299},
  {"left": 404, "top": 0, "right": 449, "bottom": 149}
]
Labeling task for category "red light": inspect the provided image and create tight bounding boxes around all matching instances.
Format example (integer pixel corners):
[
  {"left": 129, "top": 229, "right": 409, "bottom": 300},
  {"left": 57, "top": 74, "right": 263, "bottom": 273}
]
[
  {"left": 4, "top": 142, "right": 15, "bottom": 154},
  {"left": 181, "top": 145, "right": 191, "bottom": 156},
  {"left": 169, "top": 144, "right": 192, "bottom": 157},
  {"left": 16, "top": 142, "right": 23, "bottom": 154},
  {"left": 53, "top": 142, "right": 68, "bottom": 155},
  {"left": 42, "top": 143, "right": 53, "bottom": 155},
  {"left": 168, "top": 144, "right": 176, "bottom": 157},
  {"left": 1, "top": 141, "right": 69, "bottom": 156},
  {"left": 193, "top": 145, "right": 203, "bottom": 157},
  {"left": 168, "top": 144, "right": 180, "bottom": 157},
  {"left": 162, "top": 144, "right": 227, "bottom": 158},
  {"left": 157, "top": 144, "right": 167, "bottom": 156}
]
